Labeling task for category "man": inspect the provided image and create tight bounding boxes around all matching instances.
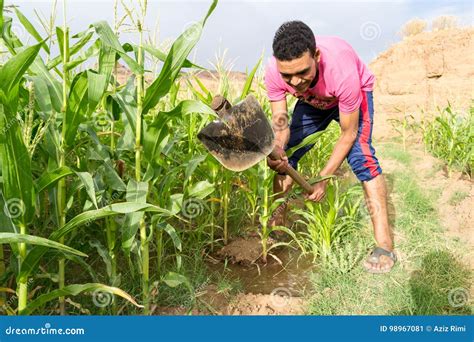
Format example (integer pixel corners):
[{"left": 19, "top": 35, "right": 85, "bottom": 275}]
[{"left": 265, "top": 21, "right": 396, "bottom": 273}]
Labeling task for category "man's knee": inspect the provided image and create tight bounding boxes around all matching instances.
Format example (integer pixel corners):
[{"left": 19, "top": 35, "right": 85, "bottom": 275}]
[{"left": 347, "top": 152, "right": 383, "bottom": 182}]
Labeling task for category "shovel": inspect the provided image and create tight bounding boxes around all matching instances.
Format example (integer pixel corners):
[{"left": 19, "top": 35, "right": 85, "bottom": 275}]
[{"left": 197, "top": 94, "right": 314, "bottom": 193}]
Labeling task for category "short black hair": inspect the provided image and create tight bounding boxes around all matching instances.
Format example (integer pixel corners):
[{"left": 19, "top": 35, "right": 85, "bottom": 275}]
[{"left": 272, "top": 21, "right": 316, "bottom": 61}]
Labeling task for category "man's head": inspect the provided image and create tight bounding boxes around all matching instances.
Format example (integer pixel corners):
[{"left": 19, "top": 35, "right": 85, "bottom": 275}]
[{"left": 272, "top": 21, "right": 319, "bottom": 94}]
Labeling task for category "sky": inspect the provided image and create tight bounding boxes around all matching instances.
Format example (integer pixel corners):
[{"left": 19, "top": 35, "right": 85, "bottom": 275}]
[{"left": 6, "top": 0, "right": 474, "bottom": 72}]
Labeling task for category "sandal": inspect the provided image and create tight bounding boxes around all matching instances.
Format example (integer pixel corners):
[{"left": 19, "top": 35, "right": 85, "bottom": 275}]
[{"left": 364, "top": 247, "right": 397, "bottom": 274}]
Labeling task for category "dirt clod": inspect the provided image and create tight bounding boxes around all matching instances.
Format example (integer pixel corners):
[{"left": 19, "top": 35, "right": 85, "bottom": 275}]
[{"left": 218, "top": 237, "right": 274, "bottom": 264}]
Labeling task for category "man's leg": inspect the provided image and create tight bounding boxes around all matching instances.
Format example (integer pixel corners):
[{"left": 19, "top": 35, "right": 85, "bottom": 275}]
[
  {"left": 345, "top": 91, "right": 396, "bottom": 272},
  {"left": 362, "top": 174, "right": 394, "bottom": 272}
]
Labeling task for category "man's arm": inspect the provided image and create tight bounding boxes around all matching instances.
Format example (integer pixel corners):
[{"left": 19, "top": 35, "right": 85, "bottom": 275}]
[
  {"left": 267, "top": 99, "right": 290, "bottom": 174},
  {"left": 270, "top": 99, "right": 290, "bottom": 147},
  {"left": 306, "top": 108, "right": 358, "bottom": 201},
  {"left": 319, "top": 109, "right": 359, "bottom": 178}
]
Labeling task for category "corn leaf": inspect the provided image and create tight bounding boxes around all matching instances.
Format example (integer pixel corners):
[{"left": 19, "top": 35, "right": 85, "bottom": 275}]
[
  {"left": 55, "top": 26, "right": 68, "bottom": 62},
  {"left": 113, "top": 76, "right": 137, "bottom": 135},
  {"left": 74, "top": 171, "right": 98, "bottom": 209},
  {"left": 143, "top": 100, "right": 216, "bottom": 166},
  {"left": 0, "top": 44, "right": 41, "bottom": 224},
  {"left": 237, "top": 57, "right": 261, "bottom": 102},
  {"left": 64, "top": 70, "right": 102, "bottom": 147},
  {"left": 30, "top": 75, "right": 52, "bottom": 114},
  {"left": 65, "top": 40, "right": 101, "bottom": 71},
  {"left": 47, "top": 30, "right": 95, "bottom": 69},
  {"left": 0, "top": 43, "right": 41, "bottom": 97},
  {"left": 124, "top": 43, "right": 203, "bottom": 69},
  {"left": 19, "top": 202, "right": 173, "bottom": 282},
  {"left": 1, "top": 16, "right": 25, "bottom": 53},
  {"left": 0, "top": 233, "right": 87, "bottom": 257},
  {"left": 87, "top": 70, "right": 107, "bottom": 110},
  {"left": 142, "top": 0, "right": 218, "bottom": 114},
  {"left": 122, "top": 180, "right": 148, "bottom": 253},
  {"left": 188, "top": 180, "right": 215, "bottom": 199},
  {"left": 286, "top": 130, "right": 326, "bottom": 158},
  {"left": 163, "top": 272, "right": 192, "bottom": 294},
  {"left": 14, "top": 8, "right": 49, "bottom": 53},
  {"left": 36, "top": 166, "right": 74, "bottom": 193},
  {"left": 30, "top": 60, "right": 63, "bottom": 113},
  {"left": 92, "top": 21, "right": 142, "bottom": 74},
  {"left": 21, "top": 283, "right": 143, "bottom": 315},
  {"left": 0, "top": 0, "right": 4, "bottom": 31}
]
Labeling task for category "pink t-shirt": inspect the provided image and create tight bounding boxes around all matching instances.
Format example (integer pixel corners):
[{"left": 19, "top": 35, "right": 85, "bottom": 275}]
[{"left": 264, "top": 35, "right": 375, "bottom": 114}]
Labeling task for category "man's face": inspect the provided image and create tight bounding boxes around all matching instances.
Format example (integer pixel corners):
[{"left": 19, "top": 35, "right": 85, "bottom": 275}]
[{"left": 276, "top": 49, "right": 319, "bottom": 94}]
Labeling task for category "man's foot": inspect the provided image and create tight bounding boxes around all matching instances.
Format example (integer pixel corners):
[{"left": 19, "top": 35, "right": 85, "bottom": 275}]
[{"left": 363, "top": 247, "right": 397, "bottom": 274}]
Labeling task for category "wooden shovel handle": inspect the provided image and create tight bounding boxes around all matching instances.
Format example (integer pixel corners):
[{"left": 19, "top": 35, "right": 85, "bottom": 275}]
[{"left": 269, "top": 150, "right": 313, "bottom": 194}]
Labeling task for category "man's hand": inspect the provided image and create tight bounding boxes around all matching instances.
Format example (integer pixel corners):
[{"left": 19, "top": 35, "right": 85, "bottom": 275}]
[
  {"left": 267, "top": 145, "right": 289, "bottom": 174},
  {"left": 304, "top": 179, "right": 329, "bottom": 202}
]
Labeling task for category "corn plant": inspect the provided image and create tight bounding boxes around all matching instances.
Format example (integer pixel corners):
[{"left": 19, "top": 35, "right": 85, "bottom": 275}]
[
  {"left": 420, "top": 104, "right": 473, "bottom": 177},
  {"left": 388, "top": 112, "right": 417, "bottom": 151},
  {"left": 0, "top": 0, "right": 219, "bottom": 316},
  {"left": 0, "top": 23, "right": 147, "bottom": 316},
  {"left": 293, "top": 181, "right": 363, "bottom": 261}
]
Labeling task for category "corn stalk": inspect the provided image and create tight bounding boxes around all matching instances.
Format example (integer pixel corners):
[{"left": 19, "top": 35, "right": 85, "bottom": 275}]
[{"left": 55, "top": 0, "right": 70, "bottom": 315}]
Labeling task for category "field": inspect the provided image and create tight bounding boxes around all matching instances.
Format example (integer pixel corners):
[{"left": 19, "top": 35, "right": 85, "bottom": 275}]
[{"left": 0, "top": 0, "right": 472, "bottom": 316}]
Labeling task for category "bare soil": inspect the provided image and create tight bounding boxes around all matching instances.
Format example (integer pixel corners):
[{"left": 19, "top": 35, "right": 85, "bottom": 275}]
[{"left": 217, "top": 237, "right": 270, "bottom": 264}]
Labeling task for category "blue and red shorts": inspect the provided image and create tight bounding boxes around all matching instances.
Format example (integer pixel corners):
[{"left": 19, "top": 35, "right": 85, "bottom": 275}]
[{"left": 282, "top": 91, "right": 382, "bottom": 182}]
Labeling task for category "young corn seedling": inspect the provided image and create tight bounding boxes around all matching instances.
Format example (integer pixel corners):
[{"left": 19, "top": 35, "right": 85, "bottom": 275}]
[
  {"left": 421, "top": 105, "right": 473, "bottom": 177},
  {"left": 293, "top": 180, "right": 361, "bottom": 261},
  {"left": 388, "top": 112, "right": 417, "bottom": 151}
]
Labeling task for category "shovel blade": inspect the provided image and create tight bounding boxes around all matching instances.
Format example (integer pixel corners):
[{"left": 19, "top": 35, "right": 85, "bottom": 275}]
[{"left": 197, "top": 95, "right": 275, "bottom": 171}]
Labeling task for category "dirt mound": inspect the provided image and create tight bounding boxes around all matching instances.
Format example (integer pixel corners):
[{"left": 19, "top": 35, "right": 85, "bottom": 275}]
[
  {"left": 370, "top": 27, "right": 474, "bottom": 138},
  {"left": 226, "top": 293, "right": 305, "bottom": 315},
  {"left": 199, "top": 284, "right": 305, "bottom": 315},
  {"left": 155, "top": 286, "right": 305, "bottom": 315},
  {"left": 218, "top": 237, "right": 272, "bottom": 264}
]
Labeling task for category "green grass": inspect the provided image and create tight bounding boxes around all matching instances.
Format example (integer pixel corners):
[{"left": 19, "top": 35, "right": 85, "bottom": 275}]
[
  {"left": 306, "top": 144, "right": 472, "bottom": 315},
  {"left": 380, "top": 142, "right": 412, "bottom": 165},
  {"left": 448, "top": 191, "right": 469, "bottom": 206}
]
